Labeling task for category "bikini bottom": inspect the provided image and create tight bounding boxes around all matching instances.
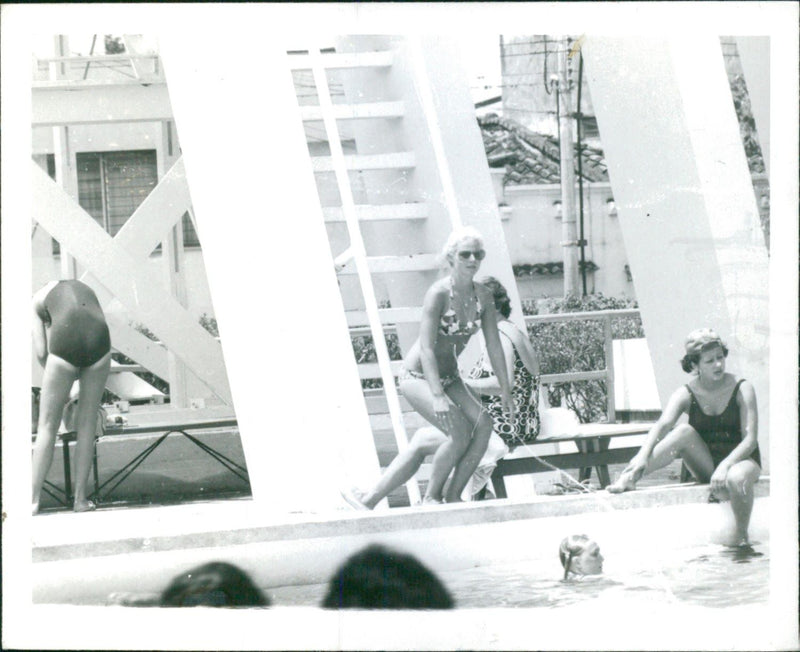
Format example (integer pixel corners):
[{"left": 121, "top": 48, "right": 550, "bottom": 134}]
[{"left": 399, "top": 366, "right": 459, "bottom": 390}]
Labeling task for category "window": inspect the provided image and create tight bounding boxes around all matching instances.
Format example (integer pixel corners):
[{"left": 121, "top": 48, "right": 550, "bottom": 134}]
[
  {"left": 77, "top": 150, "right": 158, "bottom": 236},
  {"left": 73, "top": 149, "right": 200, "bottom": 250}
]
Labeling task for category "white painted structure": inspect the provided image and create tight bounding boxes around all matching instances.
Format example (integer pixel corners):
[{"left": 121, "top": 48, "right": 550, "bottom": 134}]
[{"left": 583, "top": 37, "right": 770, "bottom": 470}]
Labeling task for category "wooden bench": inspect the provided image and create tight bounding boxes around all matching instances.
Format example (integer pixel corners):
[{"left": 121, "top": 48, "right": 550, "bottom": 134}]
[
  {"left": 490, "top": 422, "right": 653, "bottom": 497},
  {"left": 40, "top": 416, "right": 248, "bottom": 507}
]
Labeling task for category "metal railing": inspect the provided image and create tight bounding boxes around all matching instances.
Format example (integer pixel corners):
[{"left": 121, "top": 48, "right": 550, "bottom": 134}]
[
  {"left": 356, "top": 308, "right": 643, "bottom": 424},
  {"left": 524, "top": 308, "right": 641, "bottom": 423}
]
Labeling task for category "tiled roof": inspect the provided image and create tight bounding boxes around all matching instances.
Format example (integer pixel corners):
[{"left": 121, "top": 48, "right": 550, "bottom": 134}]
[{"left": 479, "top": 113, "right": 609, "bottom": 186}]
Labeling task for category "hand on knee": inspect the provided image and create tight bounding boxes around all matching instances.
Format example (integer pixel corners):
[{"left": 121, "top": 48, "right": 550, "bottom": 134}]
[{"left": 725, "top": 465, "right": 757, "bottom": 498}]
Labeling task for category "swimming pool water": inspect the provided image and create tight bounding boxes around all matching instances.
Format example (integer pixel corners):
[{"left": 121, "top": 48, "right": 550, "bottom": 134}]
[{"left": 266, "top": 540, "right": 768, "bottom": 609}]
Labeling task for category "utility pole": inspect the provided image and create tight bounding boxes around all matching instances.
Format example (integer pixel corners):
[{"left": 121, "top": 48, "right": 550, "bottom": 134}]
[{"left": 556, "top": 36, "right": 581, "bottom": 298}]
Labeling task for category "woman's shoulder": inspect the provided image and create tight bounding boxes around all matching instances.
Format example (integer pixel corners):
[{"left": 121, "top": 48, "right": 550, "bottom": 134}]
[
  {"left": 673, "top": 382, "right": 695, "bottom": 403},
  {"left": 423, "top": 278, "right": 451, "bottom": 303}
]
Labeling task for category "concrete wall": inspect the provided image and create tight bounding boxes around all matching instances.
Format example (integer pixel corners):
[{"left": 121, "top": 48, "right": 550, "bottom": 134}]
[{"left": 500, "top": 181, "right": 635, "bottom": 300}]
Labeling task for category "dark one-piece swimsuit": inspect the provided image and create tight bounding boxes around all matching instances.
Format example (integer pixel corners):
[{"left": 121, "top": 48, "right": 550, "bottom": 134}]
[
  {"left": 43, "top": 280, "right": 111, "bottom": 368},
  {"left": 686, "top": 379, "right": 761, "bottom": 469}
]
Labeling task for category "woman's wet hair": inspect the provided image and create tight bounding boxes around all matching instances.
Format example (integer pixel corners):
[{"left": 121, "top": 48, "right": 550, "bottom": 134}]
[
  {"left": 321, "top": 544, "right": 454, "bottom": 610},
  {"left": 559, "top": 534, "right": 591, "bottom": 581},
  {"left": 480, "top": 276, "right": 512, "bottom": 318},
  {"left": 160, "top": 561, "right": 269, "bottom": 607},
  {"left": 440, "top": 226, "right": 485, "bottom": 265}
]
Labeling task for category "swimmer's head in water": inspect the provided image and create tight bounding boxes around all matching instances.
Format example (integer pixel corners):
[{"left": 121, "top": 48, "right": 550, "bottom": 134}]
[
  {"left": 681, "top": 328, "right": 728, "bottom": 373},
  {"left": 559, "top": 534, "right": 603, "bottom": 580},
  {"left": 160, "top": 561, "right": 269, "bottom": 607},
  {"left": 479, "top": 276, "right": 511, "bottom": 318},
  {"left": 441, "top": 226, "right": 485, "bottom": 267}
]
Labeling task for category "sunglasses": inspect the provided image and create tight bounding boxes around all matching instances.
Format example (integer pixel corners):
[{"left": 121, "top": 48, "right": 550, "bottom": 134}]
[{"left": 457, "top": 249, "right": 486, "bottom": 261}]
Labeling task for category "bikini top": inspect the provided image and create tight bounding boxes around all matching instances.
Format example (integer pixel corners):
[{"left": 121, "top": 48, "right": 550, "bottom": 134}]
[{"left": 439, "top": 280, "right": 482, "bottom": 337}]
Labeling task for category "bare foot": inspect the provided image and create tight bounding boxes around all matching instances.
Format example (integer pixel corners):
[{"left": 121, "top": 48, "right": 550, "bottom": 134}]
[
  {"left": 340, "top": 487, "right": 369, "bottom": 511},
  {"left": 607, "top": 470, "right": 637, "bottom": 494},
  {"left": 421, "top": 496, "right": 443, "bottom": 506},
  {"left": 73, "top": 500, "right": 96, "bottom": 513}
]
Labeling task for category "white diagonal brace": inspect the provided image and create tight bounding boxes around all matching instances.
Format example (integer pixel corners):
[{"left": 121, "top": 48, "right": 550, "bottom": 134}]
[
  {"left": 109, "top": 157, "right": 192, "bottom": 260},
  {"left": 32, "top": 162, "right": 232, "bottom": 404}
]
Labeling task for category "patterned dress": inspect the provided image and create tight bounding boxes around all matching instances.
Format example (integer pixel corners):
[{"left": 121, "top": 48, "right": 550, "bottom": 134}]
[{"left": 468, "top": 343, "right": 540, "bottom": 447}]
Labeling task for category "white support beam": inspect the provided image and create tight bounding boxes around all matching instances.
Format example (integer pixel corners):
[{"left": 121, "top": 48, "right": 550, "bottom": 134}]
[
  {"left": 158, "top": 34, "right": 382, "bottom": 511},
  {"left": 32, "top": 83, "right": 173, "bottom": 126},
  {"left": 110, "top": 157, "right": 191, "bottom": 259},
  {"left": 288, "top": 50, "right": 394, "bottom": 70},
  {"left": 583, "top": 37, "right": 769, "bottom": 467},
  {"left": 32, "top": 163, "right": 232, "bottom": 405}
]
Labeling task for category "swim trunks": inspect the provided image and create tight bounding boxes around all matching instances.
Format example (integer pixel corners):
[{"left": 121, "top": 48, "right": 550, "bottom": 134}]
[
  {"left": 686, "top": 379, "right": 761, "bottom": 468},
  {"left": 43, "top": 280, "right": 111, "bottom": 368}
]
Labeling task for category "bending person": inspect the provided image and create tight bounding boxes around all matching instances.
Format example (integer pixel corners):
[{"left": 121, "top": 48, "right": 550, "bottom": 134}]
[
  {"left": 607, "top": 329, "right": 761, "bottom": 546},
  {"left": 32, "top": 280, "right": 111, "bottom": 514},
  {"left": 397, "top": 228, "right": 512, "bottom": 505},
  {"left": 343, "top": 276, "right": 537, "bottom": 509}
]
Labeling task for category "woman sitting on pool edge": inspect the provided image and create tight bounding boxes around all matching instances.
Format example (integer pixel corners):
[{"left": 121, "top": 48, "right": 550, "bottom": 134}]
[
  {"left": 607, "top": 328, "right": 761, "bottom": 546},
  {"left": 341, "top": 276, "right": 539, "bottom": 509},
  {"left": 559, "top": 535, "right": 604, "bottom": 581}
]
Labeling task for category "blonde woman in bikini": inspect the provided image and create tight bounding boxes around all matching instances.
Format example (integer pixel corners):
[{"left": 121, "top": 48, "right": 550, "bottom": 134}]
[
  {"left": 608, "top": 329, "right": 761, "bottom": 545},
  {"left": 394, "top": 227, "right": 513, "bottom": 505}
]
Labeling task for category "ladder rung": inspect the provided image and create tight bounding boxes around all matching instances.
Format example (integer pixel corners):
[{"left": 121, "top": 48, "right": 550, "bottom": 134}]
[
  {"left": 288, "top": 51, "right": 394, "bottom": 70},
  {"left": 300, "top": 101, "right": 405, "bottom": 121},
  {"left": 108, "top": 364, "right": 148, "bottom": 374},
  {"left": 337, "top": 253, "right": 440, "bottom": 275},
  {"left": 346, "top": 307, "right": 423, "bottom": 328},
  {"left": 323, "top": 203, "right": 427, "bottom": 223},
  {"left": 358, "top": 360, "right": 404, "bottom": 380},
  {"left": 312, "top": 152, "right": 416, "bottom": 173}
]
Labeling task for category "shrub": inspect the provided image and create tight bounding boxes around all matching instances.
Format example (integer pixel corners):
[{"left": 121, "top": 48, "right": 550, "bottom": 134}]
[
  {"left": 198, "top": 313, "right": 219, "bottom": 338},
  {"left": 352, "top": 332, "right": 403, "bottom": 389},
  {"left": 525, "top": 294, "right": 644, "bottom": 423}
]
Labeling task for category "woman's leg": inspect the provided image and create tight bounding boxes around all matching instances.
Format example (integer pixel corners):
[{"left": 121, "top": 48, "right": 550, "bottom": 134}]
[
  {"left": 723, "top": 459, "right": 761, "bottom": 545},
  {"left": 32, "top": 355, "right": 78, "bottom": 512},
  {"left": 357, "top": 427, "right": 447, "bottom": 509},
  {"left": 443, "top": 383, "right": 493, "bottom": 503},
  {"left": 647, "top": 424, "right": 716, "bottom": 480},
  {"left": 609, "top": 424, "right": 715, "bottom": 492},
  {"left": 73, "top": 351, "right": 111, "bottom": 511},
  {"left": 400, "top": 377, "right": 478, "bottom": 503}
]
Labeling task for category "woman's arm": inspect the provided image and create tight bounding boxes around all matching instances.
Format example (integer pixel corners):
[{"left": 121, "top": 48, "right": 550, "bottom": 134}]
[
  {"left": 464, "top": 334, "right": 515, "bottom": 396},
  {"left": 629, "top": 386, "right": 691, "bottom": 465},
  {"left": 499, "top": 320, "right": 540, "bottom": 377},
  {"left": 31, "top": 283, "right": 56, "bottom": 368},
  {"left": 719, "top": 381, "right": 759, "bottom": 467},
  {"left": 478, "top": 285, "right": 513, "bottom": 417},
  {"left": 417, "top": 283, "right": 448, "bottom": 399}
]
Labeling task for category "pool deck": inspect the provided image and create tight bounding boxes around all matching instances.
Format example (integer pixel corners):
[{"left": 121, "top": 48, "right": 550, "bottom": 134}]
[{"left": 33, "top": 478, "right": 770, "bottom": 564}]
